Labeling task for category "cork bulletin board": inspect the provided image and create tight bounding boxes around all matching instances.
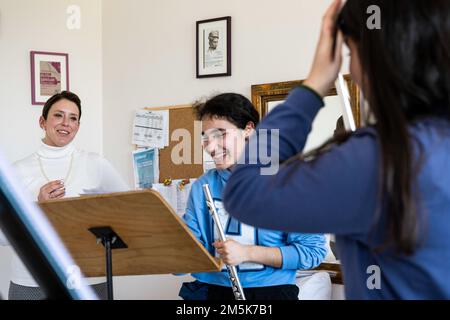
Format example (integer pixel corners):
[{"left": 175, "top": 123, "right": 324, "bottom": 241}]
[{"left": 142, "top": 105, "right": 204, "bottom": 183}]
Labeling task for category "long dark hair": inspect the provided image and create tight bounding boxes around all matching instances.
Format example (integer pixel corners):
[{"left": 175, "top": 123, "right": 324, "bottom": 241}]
[{"left": 291, "top": 0, "right": 450, "bottom": 255}]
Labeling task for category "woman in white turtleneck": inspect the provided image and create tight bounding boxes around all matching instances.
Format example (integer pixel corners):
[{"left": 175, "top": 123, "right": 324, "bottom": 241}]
[{"left": 1, "top": 91, "right": 129, "bottom": 299}]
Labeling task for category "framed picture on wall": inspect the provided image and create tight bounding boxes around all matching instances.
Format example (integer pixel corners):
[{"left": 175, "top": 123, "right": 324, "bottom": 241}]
[
  {"left": 30, "top": 51, "right": 69, "bottom": 105},
  {"left": 196, "top": 16, "right": 231, "bottom": 78}
]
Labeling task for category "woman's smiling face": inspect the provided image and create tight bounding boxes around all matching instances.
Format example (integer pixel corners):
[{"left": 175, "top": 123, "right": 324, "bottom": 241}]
[{"left": 39, "top": 99, "right": 80, "bottom": 147}]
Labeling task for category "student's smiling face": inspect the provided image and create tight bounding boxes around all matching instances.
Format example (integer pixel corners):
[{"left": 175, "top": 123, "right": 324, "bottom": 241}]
[
  {"left": 201, "top": 116, "right": 251, "bottom": 170},
  {"left": 39, "top": 99, "right": 80, "bottom": 147}
]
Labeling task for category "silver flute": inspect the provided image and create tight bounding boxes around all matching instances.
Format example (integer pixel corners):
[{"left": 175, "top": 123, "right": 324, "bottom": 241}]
[{"left": 202, "top": 184, "right": 246, "bottom": 300}]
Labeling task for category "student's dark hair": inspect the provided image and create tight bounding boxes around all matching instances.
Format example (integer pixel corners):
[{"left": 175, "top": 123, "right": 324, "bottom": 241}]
[
  {"left": 288, "top": 0, "right": 450, "bottom": 255},
  {"left": 42, "top": 91, "right": 82, "bottom": 121},
  {"left": 194, "top": 93, "right": 260, "bottom": 129}
]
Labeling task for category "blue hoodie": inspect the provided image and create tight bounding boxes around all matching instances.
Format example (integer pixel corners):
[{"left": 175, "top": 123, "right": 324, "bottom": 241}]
[
  {"left": 183, "top": 168, "right": 327, "bottom": 287},
  {"left": 224, "top": 86, "right": 450, "bottom": 299}
]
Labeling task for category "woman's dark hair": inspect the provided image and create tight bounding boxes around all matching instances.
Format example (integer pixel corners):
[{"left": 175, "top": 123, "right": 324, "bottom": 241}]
[
  {"left": 287, "top": 0, "right": 449, "bottom": 255},
  {"left": 333, "top": 116, "right": 345, "bottom": 138},
  {"left": 338, "top": 0, "right": 450, "bottom": 255},
  {"left": 42, "top": 91, "right": 82, "bottom": 121},
  {"left": 194, "top": 93, "right": 260, "bottom": 129}
]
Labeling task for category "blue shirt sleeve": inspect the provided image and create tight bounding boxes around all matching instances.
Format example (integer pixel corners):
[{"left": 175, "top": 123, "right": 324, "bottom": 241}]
[
  {"left": 182, "top": 180, "right": 207, "bottom": 248},
  {"left": 279, "top": 233, "right": 327, "bottom": 270},
  {"left": 224, "top": 87, "right": 380, "bottom": 236}
]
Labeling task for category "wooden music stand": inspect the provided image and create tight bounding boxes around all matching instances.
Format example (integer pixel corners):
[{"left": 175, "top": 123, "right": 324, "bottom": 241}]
[{"left": 38, "top": 190, "right": 221, "bottom": 300}]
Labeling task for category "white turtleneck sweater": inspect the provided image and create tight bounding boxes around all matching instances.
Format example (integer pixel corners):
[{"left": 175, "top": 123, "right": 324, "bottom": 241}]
[{"left": 0, "top": 141, "right": 129, "bottom": 287}]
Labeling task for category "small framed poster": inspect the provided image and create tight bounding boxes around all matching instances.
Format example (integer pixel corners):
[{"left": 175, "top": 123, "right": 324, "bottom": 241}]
[
  {"left": 30, "top": 51, "right": 69, "bottom": 105},
  {"left": 196, "top": 16, "right": 231, "bottom": 78}
]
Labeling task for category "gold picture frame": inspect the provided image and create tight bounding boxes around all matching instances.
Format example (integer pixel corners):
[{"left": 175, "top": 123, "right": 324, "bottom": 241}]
[{"left": 251, "top": 74, "right": 361, "bottom": 127}]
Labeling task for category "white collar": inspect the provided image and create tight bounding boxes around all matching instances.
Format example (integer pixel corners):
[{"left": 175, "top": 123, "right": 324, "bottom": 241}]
[{"left": 36, "top": 140, "right": 75, "bottom": 159}]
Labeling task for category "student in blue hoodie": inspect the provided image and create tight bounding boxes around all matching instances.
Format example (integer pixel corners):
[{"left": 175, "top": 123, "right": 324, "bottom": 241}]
[
  {"left": 179, "top": 93, "right": 327, "bottom": 300},
  {"left": 224, "top": 0, "right": 450, "bottom": 299}
]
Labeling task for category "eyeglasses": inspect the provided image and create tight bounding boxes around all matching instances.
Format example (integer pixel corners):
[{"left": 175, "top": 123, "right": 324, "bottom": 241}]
[{"left": 201, "top": 128, "right": 227, "bottom": 144}]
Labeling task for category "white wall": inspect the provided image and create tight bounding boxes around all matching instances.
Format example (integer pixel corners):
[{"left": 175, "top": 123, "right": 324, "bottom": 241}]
[
  {"left": 0, "top": 0, "right": 103, "bottom": 298},
  {"left": 0, "top": 0, "right": 103, "bottom": 162},
  {"left": 102, "top": 0, "right": 341, "bottom": 187}
]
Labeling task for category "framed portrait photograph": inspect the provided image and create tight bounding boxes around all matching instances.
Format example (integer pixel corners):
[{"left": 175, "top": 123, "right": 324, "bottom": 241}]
[
  {"left": 30, "top": 51, "right": 69, "bottom": 105},
  {"left": 196, "top": 16, "right": 231, "bottom": 78}
]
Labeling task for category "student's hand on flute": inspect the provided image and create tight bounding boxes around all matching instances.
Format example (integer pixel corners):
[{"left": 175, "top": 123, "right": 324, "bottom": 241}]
[{"left": 213, "top": 239, "right": 248, "bottom": 266}]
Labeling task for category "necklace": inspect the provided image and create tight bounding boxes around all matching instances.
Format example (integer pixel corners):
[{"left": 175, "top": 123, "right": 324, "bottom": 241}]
[{"left": 38, "top": 153, "right": 74, "bottom": 184}]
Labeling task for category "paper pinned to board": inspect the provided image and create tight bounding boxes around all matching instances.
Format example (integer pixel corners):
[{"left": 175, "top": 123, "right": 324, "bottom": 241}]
[
  {"left": 335, "top": 73, "right": 356, "bottom": 132},
  {"left": 132, "top": 110, "right": 169, "bottom": 148},
  {"left": 152, "top": 179, "right": 196, "bottom": 217},
  {"left": 132, "top": 148, "right": 159, "bottom": 189},
  {"left": 152, "top": 183, "right": 177, "bottom": 212}
]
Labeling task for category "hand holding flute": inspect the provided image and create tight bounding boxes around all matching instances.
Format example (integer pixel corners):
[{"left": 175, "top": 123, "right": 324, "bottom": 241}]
[{"left": 203, "top": 184, "right": 246, "bottom": 300}]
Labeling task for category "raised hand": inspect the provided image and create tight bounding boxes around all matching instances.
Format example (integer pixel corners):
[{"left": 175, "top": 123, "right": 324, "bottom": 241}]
[{"left": 304, "top": 0, "right": 344, "bottom": 97}]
